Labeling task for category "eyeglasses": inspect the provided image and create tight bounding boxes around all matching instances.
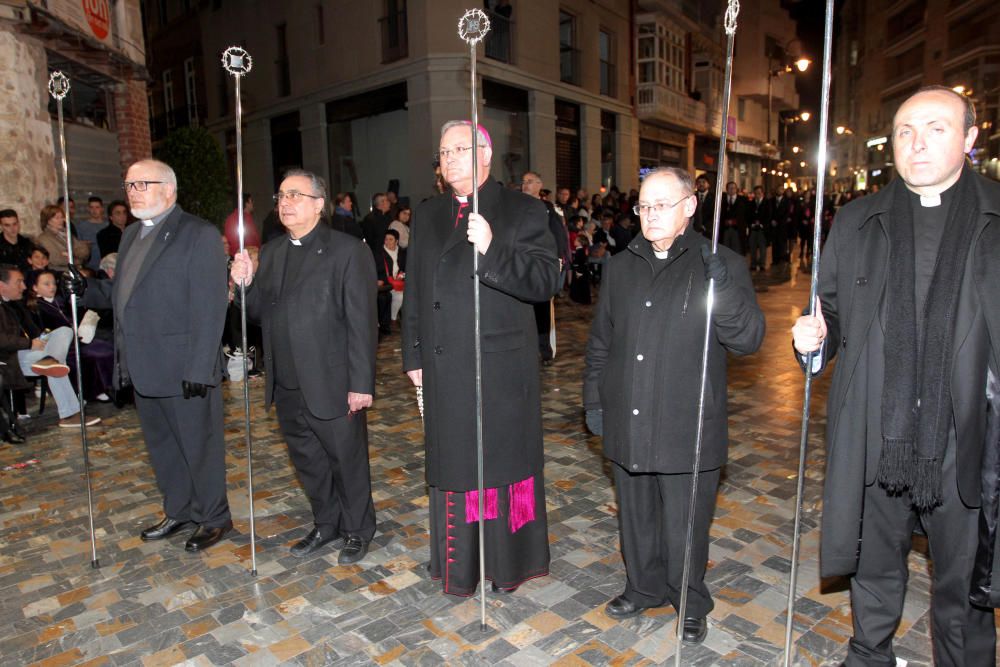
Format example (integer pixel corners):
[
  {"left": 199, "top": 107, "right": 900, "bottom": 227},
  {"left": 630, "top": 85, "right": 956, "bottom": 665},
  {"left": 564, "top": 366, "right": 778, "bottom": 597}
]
[
  {"left": 633, "top": 196, "right": 692, "bottom": 216},
  {"left": 438, "top": 145, "right": 486, "bottom": 161},
  {"left": 273, "top": 191, "right": 322, "bottom": 203},
  {"left": 123, "top": 180, "right": 164, "bottom": 192}
]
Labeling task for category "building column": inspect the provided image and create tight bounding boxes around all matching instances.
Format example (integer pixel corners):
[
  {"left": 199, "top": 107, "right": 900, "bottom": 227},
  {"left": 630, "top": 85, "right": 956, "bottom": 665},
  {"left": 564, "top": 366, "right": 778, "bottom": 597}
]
[
  {"left": 243, "top": 118, "right": 273, "bottom": 210},
  {"left": 579, "top": 104, "right": 602, "bottom": 192},
  {"left": 528, "top": 90, "right": 556, "bottom": 189},
  {"left": 0, "top": 26, "right": 56, "bottom": 236},
  {"left": 686, "top": 132, "right": 696, "bottom": 175},
  {"left": 616, "top": 113, "right": 639, "bottom": 192},
  {"left": 299, "top": 102, "right": 329, "bottom": 188},
  {"left": 113, "top": 79, "right": 152, "bottom": 172},
  {"left": 405, "top": 59, "right": 475, "bottom": 201}
]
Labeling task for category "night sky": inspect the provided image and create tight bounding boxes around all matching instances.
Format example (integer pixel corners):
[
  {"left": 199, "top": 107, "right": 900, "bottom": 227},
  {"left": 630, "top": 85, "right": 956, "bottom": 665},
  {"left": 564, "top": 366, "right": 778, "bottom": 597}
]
[{"left": 783, "top": 0, "right": 843, "bottom": 147}]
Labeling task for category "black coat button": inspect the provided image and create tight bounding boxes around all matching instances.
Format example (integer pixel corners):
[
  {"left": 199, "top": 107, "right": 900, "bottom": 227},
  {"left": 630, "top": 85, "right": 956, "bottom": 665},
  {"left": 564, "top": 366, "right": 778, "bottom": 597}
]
[
  {"left": 433, "top": 302, "right": 441, "bottom": 310},
  {"left": 856, "top": 277, "right": 867, "bottom": 286},
  {"left": 435, "top": 346, "right": 443, "bottom": 355},
  {"left": 842, "top": 337, "right": 847, "bottom": 348}
]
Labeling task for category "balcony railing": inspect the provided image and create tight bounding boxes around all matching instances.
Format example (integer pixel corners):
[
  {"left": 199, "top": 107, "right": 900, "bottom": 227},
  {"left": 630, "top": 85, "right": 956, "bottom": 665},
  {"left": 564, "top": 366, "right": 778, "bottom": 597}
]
[
  {"left": 636, "top": 83, "right": 710, "bottom": 133},
  {"left": 560, "top": 45, "right": 581, "bottom": 86},
  {"left": 379, "top": 10, "right": 408, "bottom": 64},
  {"left": 484, "top": 12, "right": 513, "bottom": 63}
]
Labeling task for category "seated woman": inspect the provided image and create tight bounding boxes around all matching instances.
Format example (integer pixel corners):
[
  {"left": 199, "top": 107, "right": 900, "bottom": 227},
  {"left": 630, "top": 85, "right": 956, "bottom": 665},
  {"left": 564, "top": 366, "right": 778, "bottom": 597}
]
[
  {"left": 375, "top": 229, "right": 406, "bottom": 335},
  {"left": 30, "top": 270, "right": 114, "bottom": 402},
  {"left": 34, "top": 204, "right": 90, "bottom": 272}
]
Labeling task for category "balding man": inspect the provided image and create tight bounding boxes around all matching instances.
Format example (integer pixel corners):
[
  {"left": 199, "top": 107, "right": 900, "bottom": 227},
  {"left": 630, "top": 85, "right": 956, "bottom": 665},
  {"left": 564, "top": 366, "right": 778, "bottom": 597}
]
[
  {"left": 67, "top": 159, "right": 231, "bottom": 552},
  {"left": 584, "top": 167, "right": 764, "bottom": 643},
  {"left": 522, "top": 171, "right": 567, "bottom": 365},
  {"left": 793, "top": 86, "right": 1000, "bottom": 664},
  {"left": 403, "top": 121, "right": 560, "bottom": 596}
]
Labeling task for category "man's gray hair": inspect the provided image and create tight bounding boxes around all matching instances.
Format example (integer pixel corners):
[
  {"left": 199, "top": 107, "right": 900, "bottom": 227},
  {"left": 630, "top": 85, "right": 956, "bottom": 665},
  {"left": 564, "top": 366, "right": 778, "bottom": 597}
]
[
  {"left": 132, "top": 159, "right": 177, "bottom": 188},
  {"left": 282, "top": 168, "right": 328, "bottom": 201},
  {"left": 99, "top": 252, "right": 118, "bottom": 273},
  {"left": 440, "top": 120, "right": 491, "bottom": 147},
  {"left": 642, "top": 167, "right": 695, "bottom": 196}
]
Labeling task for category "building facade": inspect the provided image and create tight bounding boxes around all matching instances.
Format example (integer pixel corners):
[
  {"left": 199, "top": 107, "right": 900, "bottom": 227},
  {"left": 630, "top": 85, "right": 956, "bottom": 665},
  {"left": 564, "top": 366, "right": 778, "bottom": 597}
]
[
  {"left": 143, "top": 0, "right": 638, "bottom": 214},
  {"left": 831, "top": 0, "right": 1000, "bottom": 191},
  {"left": 0, "top": 0, "right": 149, "bottom": 234}
]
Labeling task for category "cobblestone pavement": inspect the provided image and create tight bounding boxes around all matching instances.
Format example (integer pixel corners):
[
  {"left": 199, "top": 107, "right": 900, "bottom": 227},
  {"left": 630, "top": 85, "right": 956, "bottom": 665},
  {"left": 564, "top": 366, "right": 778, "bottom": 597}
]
[{"left": 0, "top": 260, "right": 981, "bottom": 665}]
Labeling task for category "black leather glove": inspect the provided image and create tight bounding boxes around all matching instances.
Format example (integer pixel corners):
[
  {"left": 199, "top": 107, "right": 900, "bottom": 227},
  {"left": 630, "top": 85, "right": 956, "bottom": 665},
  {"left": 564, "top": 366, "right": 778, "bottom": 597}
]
[
  {"left": 585, "top": 408, "right": 604, "bottom": 436},
  {"left": 182, "top": 380, "right": 208, "bottom": 399},
  {"left": 700, "top": 245, "right": 730, "bottom": 287},
  {"left": 63, "top": 265, "right": 87, "bottom": 298}
]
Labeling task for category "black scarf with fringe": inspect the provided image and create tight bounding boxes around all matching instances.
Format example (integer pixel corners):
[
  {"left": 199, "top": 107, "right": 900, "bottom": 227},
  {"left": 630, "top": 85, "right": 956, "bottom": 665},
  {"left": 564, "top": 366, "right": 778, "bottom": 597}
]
[{"left": 878, "top": 167, "right": 978, "bottom": 511}]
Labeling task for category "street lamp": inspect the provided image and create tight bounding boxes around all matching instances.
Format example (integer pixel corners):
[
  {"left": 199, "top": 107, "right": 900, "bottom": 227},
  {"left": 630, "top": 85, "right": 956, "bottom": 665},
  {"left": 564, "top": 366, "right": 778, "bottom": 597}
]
[{"left": 767, "top": 43, "right": 811, "bottom": 145}]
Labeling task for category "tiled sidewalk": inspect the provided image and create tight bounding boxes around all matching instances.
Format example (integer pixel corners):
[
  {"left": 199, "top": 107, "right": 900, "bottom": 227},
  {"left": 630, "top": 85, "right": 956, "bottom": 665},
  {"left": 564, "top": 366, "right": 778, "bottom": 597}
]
[{"left": 0, "top": 265, "right": 969, "bottom": 665}]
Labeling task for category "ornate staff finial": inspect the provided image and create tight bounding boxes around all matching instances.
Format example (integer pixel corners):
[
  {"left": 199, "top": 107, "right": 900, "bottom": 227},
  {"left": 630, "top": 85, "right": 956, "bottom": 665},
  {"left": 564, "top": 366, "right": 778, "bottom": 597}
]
[
  {"left": 724, "top": 0, "right": 740, "bottom": 35},
  {"left": 222, "top": 46, "right": 253, "bottom": 77},
  {"left": 48, "top": 71, "right": 71, "bottom": 100},
  {"left": 457, "top": 8, "right": 491, "bottom": 45}
]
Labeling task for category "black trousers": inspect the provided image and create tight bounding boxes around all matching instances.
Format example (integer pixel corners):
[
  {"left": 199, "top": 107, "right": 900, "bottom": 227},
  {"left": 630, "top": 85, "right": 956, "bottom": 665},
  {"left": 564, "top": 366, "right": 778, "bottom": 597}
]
[
  {"left": 847, "top": 440, "right": 996, "bottom": 666},
  {"left": 613, "top": 462, "right": 720, "bottom": 618},
  {"left": 274, "top": 386, "right": 376, "bottom": 541},
  {"left": 134, "top": 387, "right": 230, "bottom": 528}
]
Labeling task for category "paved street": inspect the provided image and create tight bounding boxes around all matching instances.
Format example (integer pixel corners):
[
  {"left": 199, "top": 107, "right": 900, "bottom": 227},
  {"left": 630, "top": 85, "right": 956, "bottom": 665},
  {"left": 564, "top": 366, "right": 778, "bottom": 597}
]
[{"left": 0, "top": 258, "right": 973, "bottom": 666}]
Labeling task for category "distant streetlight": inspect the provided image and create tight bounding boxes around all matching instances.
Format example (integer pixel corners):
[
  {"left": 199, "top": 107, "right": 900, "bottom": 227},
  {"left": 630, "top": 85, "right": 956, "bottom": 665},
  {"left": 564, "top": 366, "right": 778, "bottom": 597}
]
[
  {"left": 799, "top": 111, "right": 811, "bottom": 121},
  {"left": 793, "top": 58, "right": 811, "bottom": 72},
  {"left": 792, "top": 146, "right": 800, "bottom": 154}
]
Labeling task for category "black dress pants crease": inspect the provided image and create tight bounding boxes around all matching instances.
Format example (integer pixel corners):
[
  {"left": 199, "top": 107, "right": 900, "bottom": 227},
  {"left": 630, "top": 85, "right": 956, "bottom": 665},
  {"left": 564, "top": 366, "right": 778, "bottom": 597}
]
[
  {"left": 134, "top": 387, "right": 230, "bottom": 528},
  {"left": 274, "top": 385, "right": 376, "bottom": 541},
  {"left": 847, "top": 438, "right": 996, "bottom": 666},
  {"left": 613, "top": 462, "right": 720, "bottom": 618}
]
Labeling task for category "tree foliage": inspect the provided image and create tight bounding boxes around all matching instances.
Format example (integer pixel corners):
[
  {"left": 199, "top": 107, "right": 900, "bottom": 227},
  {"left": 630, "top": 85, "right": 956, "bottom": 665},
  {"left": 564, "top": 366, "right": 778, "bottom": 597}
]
[{"left": 156, "top": 126, "right": 231, "bottom": 228}]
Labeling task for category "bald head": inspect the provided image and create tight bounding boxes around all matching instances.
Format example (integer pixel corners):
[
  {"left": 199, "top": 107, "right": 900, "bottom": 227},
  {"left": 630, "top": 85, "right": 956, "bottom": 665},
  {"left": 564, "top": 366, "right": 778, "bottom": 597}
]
[{"left": 125, "top": 159, "right": 178, "bottom": 219}]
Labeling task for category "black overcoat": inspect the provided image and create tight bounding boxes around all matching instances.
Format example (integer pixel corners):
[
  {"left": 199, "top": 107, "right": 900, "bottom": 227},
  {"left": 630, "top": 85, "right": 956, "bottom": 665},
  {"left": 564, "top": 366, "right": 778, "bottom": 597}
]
[
  {"left": 583, "top": 227, "right": 764, "bottom": 473},
  {"left": 242, "top": 224, "right": 377, "bottom": 420},
  {"left": 402, "top": 179, "right": 560, "bottom": 491},
  {"left": 806, "top": 174, "right": 1000, "bottom": 577}
]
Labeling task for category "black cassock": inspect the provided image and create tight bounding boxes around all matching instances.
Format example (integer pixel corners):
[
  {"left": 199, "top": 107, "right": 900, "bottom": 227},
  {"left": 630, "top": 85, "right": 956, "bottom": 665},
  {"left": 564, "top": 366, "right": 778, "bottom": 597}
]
[{"left": 403, "top": 178, "right": 560, "bottom": 595}]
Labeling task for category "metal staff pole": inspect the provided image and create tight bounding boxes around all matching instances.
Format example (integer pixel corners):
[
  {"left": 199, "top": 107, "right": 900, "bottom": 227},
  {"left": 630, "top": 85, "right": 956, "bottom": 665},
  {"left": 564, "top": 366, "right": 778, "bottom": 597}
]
[
  {"left": 49, "top": 71, "right": 100, "bottom": 570},
  {"left": 673, "top": 2, "right": 739, "bottom": 663},
  {"left": 458, "top": 8, "right": 491, "bottom": 632},
  {"left": 783, "top": 1, "right": 834, "bottom": 663},
  {"left": 222, "top": 47, "right": 258, "bottom": 577}
]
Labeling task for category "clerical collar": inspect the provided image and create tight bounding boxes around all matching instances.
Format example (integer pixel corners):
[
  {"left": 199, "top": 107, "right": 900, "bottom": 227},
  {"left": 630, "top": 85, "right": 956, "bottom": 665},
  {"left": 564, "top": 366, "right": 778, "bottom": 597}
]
[
  {"left": 908, "top": 178, "right": 958, "bottom": 209},
  {"left": 654, "top": 248, "right": 670, "bottom": 259},
  {"left": 142, "top": 204, "right": 175, "bottom": 227},
  {"left": 455, "top": 195, "right": 469, "bottom": 204},
  {"left": 289, "top": 224, "right": 319, "bottom": 247}
]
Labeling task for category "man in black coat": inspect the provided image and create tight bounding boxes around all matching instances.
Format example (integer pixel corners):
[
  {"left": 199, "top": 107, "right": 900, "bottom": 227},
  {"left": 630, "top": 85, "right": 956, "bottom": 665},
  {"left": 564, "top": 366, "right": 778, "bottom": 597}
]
[
  {"left": 792, "top": 86, "right": 1000, "bottom": 665},
  {"left": 691, "top": 175, "right": 713, "bottom": 238},
  {"left": 0, "top": 210, "right": 35, "bottom": 272},
  {"left": 584, "top": 167, "right": 764, "bottom": 644},
  {"left": 770, "top": 188, "right": 794, "bottom": 264},
  {"left": 719, "top": 181, "right": 748, "bottom": 255},
  {"left": 746, "top": 186, "right": 771, "bottom": 271},
  {"left": 403, "top": 120, "right": 560, "bottom": 595},
  {"left": 521, "top": 171, "right": 562, "bottom": 365},
  {"left": 361, "top": 193, "right": 392, "bottom": 255},
  {"left": 69, "top": 159, "right": 231, "bottom": 552},
  {"left": 231, "top": 169, "right": 377, "bottom": 564}
]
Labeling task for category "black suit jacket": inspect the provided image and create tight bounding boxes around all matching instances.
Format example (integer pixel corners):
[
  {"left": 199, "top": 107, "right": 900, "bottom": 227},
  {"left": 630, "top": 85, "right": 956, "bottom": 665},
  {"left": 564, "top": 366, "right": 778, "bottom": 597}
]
[
  {"left": 243, "top": 224, "right": 377, "bottom": 420},
  {"left": 84, "top": 206, "right": 228, "bottom": 396}
]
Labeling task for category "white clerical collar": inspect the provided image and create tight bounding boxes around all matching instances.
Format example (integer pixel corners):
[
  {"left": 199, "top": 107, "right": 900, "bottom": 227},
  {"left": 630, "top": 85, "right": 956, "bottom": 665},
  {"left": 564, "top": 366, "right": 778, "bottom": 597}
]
[
  {"left": 142, "top": 219, "right": 154, "bottom": 226},
  {"left": 919, "top": 193, "right": 941, "bottom": 207},
  {"left": 455, "top": 195, "right": 468, "bottom": 204},
  {"left": 654, "top": 249, "right": 669, "bottom": 259},
  {"left": 289, "top": 237, "right": 302, "bottom": 246}
]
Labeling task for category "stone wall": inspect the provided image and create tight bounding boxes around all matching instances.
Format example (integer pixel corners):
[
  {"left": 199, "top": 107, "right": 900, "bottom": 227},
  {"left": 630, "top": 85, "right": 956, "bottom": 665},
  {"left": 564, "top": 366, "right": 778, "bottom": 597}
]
[
  {"left": 113, "top": 79, "right": 151, "bottom": 172},
  {"left": 0, "top": 24, "right": 57, "bottom": 237}
]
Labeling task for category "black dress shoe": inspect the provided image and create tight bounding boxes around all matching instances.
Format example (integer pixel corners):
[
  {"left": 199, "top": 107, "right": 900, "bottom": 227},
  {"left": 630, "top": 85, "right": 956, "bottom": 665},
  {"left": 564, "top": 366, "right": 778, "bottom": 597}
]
[
  {"left": 290, "top": 528, "right": 345, "bottom": 557},
  {"left": 2, "top": 430, "right": 25, "bottom": 444},
  {"left": 184, "top": 520, "right": 233, "bottom": 552},
  {"left": 605, "top": 595, "right": 656, "bottom": 619},
  {"left": 491, "top": 582, "right": 519, "bottom": 594},
  {"left": 337, "top": 535, "right": 369, "bottom": 565},
  {"left": 682, "top": 616, "right": 708, "bottom": 645},
  {"left": 140, "top": 517, "right": 191, "bottom": 541}
]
